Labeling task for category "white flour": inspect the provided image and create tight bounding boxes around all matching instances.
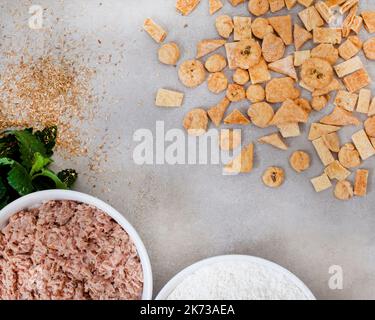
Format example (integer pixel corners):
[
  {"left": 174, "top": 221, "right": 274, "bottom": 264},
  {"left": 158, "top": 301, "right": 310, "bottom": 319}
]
[{"left": 167, "top": 261, "right": 311, "bottom": 300}]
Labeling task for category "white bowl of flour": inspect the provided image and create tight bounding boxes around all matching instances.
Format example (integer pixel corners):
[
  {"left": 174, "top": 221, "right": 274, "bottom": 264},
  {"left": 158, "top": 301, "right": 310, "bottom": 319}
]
[{"left": 156, "top": 255, "right": 315, "bottom": 300}]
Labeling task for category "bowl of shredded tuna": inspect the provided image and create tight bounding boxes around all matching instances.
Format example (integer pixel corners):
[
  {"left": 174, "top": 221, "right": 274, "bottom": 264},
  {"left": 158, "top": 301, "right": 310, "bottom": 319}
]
[
  {"left": 0, "top": 190, "right": 152, "bottom": 300},
  {"left": 156, "top": 255, "right": 315, "bottom": 300}
]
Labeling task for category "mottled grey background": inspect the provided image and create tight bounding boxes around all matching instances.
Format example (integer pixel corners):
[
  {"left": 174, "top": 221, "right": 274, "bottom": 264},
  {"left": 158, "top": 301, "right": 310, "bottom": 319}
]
[{"left": 1, "top": 0, "right": 375, "bottom": 299}]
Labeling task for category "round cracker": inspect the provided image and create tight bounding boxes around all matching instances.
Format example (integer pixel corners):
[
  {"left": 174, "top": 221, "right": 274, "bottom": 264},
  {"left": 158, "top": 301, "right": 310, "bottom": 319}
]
[
  {"left": 300, "top": 58, "right": 333, "bottom": 89},
  {"left": 226, "top": 83, "right": 246, "bottom": 102},
  {"left": 178, "top": 60, "right": 206, "bottom": 88},
  {"left": 183, "top": 108, "right": 208, "bottom": 136},
  {"left": 338, "top": 143, "right": 361, "bottom": 168},
  {"left": 248, "top": 0, "right": 269, "bottom": 16},
  {"left": 334, "top": 181, "right": 353, "bottom": 201},
  {"left": 262, "top": 167, "right": 285, "bottom": 188},
  {"left": 289, "top": 151, "right": 310, "bottom": 173},
  {"left": 262, "top": 33, "right": 285, "bottom": 63},
  {"left": 215, "top": 15, "right": 234, "bottom": 39},
  {"left": 247, "top": 102, "right": 274, "bottom": 128},
  {"left": 205, "top": 54, "right": 227, "bottom": 73},
  {"left": 233, "top": 68, "right": 250, "bottom": 85},
  {"left": 246, "top": 84, "right": 265, "bottom": 103},
  {"left": 158, "top": 42, "right": 180, "bottom": 65},
  {"left": 207, "top": 72, "right": 228, "bottom": 94},
  {"left": 252, "top": 17, "right": 273, "bottom": 39},
  {"left": 234, "top": 39, "right": 262, "bottom": 69},
  {"left": 364, "top": 38, "right": 375, "bottom": 60}
]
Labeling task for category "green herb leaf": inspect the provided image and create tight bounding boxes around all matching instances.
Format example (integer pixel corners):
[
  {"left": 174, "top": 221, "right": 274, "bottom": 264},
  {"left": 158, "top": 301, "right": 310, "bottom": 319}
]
[
  {"left": 33, "top": 169, "right": 68, "bottom": 190},
  {"left": 0, "top": 158, "right": 15, "bottom": 166},
  {"left": 7, "top": 162, "right": 34, "bottom": 196},
  {"left": 57, "top": 169, "right": 78, "bottom": 188},
  {"left": 0, "top": 127, "right": 77, "bottom": 203},
  {"left": 35, "top": 126, "right": 57, "bottom": 156},
  {"left": 11, "top": 130, "right": 47, "bottom": 169},
  {"left": 30, "top": 152, "right": 52, "bottom": 176}
]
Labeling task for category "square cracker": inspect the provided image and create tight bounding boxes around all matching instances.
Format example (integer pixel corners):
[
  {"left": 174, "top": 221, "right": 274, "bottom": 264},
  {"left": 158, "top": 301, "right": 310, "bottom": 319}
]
[
  {"left": 269, "top": 0, "right": 285, "bottom": 12},
  {"left": 156, "top": 89, "right": 184, "bottom": 107},
  {"left": 233, "top": 16, "right": 252, "bottom": 41},
  {"left": 352, "top": 130, "right": 375, "bottom": 160},
  {"left": 334, "top": 90, "right": 358, "bottom": 111},
  {"left": 312, "top": 137, "right": 335, "bottom": 166},
  {"left": 356, "top": 89, "right": 371, "bottom": 114},
  {"left": 249, "top": 58, "right": 271, "bottom": 84},
  {"left": 311, "top": 173, "right": 332, "bottom": 192},
  {"left": 313, "top": 28, "right": 342, "bottom": 44},
  {"left": 354, "top": 169, "right": 369, "bottom": 197},
  {"left": 343, "top": 69, "right": 371, "bottom": 93},
  {"left": 334, "top": 56, "right": 363, "bottom": 78},
  {"left": 143, "top": 19, "right": 167, "bottom": 43}
]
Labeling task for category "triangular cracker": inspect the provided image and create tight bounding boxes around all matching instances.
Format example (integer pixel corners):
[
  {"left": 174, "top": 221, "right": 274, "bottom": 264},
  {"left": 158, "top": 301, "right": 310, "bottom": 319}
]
[
  {"left": 293, "top": 24, "right": 312, "bottom": 50},
  {"left": 207, "top": 97, "right": 231, "bottom": 127},
  {"left": 268, "top": 55, "right": 297, "bottom": 80},
  {"left": 285, "top": 0, "right": 297, "bottom": 10},
  {"left": 224, "top": 109, "right": 250, "bottom": 125},
  {"left": 322, "top": 132, "right": 340, "bottom": 152},
  {"left": 258, "top": 133, "right": 288, "bottom": 150},
  {"left": 278, "top": 123, "right": 301, "bottom": 138},
  {"left": 270, "top": 99, "right": 309, "bottom": 125},
  {"left": 320, "top": 106, "right": 360, "bottom": 126},
  {"left": 308, "top": 123, "right": 341, "bottom": 141},
  {"left": 196, "top": 39, "right": 226, "bottom": 59},
  {"left": 268, "top": 15, "right": 293, "bottom": 45},
  {"left": 224, "top": 143, "right": 254, "bottom": 174},
  {"left": 176, "top": 0, "right": 201, "bottom": 16},
  {"left": 313, "top": 78, "right": 344, "bottom": 96},
  {"left": 209, "top": 0, "right": 223, "bottom": 15}
]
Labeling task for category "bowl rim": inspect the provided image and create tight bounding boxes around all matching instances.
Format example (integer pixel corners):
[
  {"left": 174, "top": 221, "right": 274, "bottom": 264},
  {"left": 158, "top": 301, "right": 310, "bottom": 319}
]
[
  {"left": 0, "top": 189, "right": 153, "bottom": 300},
  {"left": 156, "top": 254, "right": 316, "bottom": 300}
]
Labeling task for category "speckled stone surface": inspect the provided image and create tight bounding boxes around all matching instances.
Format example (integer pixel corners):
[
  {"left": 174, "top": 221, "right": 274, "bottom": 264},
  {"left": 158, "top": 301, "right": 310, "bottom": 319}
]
[{"left": 2, "top": 0, "right": 375, "bottom": 299}]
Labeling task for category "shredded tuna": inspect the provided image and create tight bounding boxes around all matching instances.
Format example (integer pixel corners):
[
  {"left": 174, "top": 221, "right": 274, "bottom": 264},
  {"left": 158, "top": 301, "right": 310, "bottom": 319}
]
[{"left": 0, "top": 200, "right": 143, "bottom": 300}]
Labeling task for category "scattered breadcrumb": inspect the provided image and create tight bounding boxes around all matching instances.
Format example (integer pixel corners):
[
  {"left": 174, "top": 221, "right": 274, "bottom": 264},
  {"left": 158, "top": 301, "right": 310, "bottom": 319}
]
[{"left": 0, "top": 56, "right": 94, "bottom": 156}]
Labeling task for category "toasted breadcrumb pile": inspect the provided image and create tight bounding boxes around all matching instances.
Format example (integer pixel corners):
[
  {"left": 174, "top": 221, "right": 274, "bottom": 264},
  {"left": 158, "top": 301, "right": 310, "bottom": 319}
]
[{"left": 0, "top": 56, "right": 95, "bottom": 156}]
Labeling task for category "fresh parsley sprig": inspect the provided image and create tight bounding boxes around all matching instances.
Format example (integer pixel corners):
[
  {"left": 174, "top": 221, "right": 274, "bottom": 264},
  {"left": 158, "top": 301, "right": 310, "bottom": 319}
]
[{"left": 0, "top": 127, "right": 78, "bottom": 209}]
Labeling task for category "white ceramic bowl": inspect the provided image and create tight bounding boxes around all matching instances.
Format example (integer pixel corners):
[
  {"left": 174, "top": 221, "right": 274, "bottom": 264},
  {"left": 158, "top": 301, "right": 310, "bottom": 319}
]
[
  {"left": 0, "top": 190, "right": 153, "bottom": 300},
  {"left": 156, "top": 255, "right": 315, "bottom": 300}
]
